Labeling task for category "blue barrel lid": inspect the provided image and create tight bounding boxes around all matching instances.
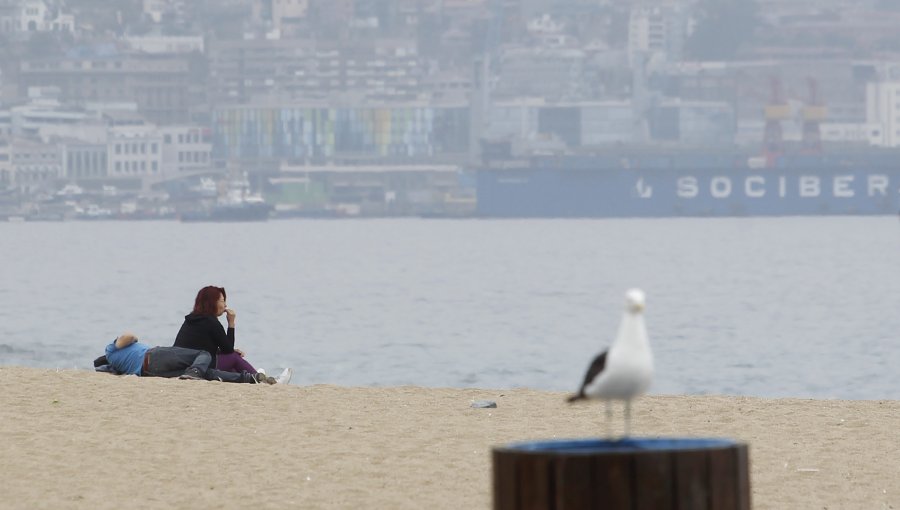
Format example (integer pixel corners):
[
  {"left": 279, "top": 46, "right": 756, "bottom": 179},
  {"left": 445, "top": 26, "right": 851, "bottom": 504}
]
[{"left": 499, "top": 438, "right": 742, "bottom": 454}]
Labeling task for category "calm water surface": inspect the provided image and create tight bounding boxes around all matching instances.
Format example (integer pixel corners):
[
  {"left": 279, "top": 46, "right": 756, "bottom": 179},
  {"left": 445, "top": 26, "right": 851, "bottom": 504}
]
[{"left": 1, "top": 217, "right": 898, "bottom": 399}]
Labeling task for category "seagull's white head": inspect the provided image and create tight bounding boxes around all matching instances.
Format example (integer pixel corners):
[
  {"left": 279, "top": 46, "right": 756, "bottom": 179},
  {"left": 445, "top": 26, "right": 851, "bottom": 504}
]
[{"left": 624, "top": 288, "right": 646, "bottom": 314}]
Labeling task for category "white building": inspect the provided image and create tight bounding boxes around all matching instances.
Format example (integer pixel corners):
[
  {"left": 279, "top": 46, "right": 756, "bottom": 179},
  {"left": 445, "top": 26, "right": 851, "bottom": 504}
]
[
  {"left": 62, "top": 140, "right": 108, "bottom": 180},
  {"left": 108, "top": 126, "right": 163, "bottom": 179},
  {"left": 159, "top": 125, "right": 212, "bottom": 175},
  {"left": 526, "top": 14, "right": 568, "bottom": 47},
  {"left": 272, "top": 0, "right": 309, "bottom": 31},
  {"left": 11, "top": 137, "right": 62, "bottom": 189},
  {"left": 19, "top": 0, "right": 47, "bottom": 32},
  {"left": 10, "top": 89, "right": 93, "bottom": 138},
  {"left": 628, "top": 5, "right": 688, "bottom": 64},
  {"left": 17, "top": 0, "right": 74, "bottom": 33},
  {"left": 47, "top": 10, "right": 74, "bottom": 32},
  {"left": 865, "top": 81, "right": 900, "bottom": 147}
]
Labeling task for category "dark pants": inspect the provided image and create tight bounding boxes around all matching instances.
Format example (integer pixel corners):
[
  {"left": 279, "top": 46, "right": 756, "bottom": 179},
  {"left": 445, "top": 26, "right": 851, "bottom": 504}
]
[{"left": 143, "top": 346, "right": 252, "bottom": 383}]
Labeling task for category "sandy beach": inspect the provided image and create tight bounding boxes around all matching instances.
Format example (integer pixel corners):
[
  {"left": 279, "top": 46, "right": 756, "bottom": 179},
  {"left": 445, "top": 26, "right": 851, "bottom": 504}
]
[{"left": 1, "top": 366, "right": 897, "bottom": 509}]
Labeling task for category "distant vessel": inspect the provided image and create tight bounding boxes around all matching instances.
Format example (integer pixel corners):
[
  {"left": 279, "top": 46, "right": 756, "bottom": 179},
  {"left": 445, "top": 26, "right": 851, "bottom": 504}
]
[
  {"left": 180, "top": 176, "right": 272, "bottom": 222},
  {"left": 75, "top": 204, "right": 114, "bottom": 220},
  {"left": 476, "top": 152, "right": 900, "bottom": 217},
  {"left": 180, "top": 201, "right": 273, "bottom": 222}
]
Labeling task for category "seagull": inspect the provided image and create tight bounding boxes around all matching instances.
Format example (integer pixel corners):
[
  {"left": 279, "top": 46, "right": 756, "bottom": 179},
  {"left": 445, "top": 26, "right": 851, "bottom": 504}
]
[{"left": 567, "top": 288, "right": 654, "bottom": 437}]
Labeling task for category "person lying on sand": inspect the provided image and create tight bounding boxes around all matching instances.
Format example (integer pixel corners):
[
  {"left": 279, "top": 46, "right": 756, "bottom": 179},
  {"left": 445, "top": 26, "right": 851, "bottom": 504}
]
[{"left": 99, "top": 332, "right": 284, "bottom": 384}]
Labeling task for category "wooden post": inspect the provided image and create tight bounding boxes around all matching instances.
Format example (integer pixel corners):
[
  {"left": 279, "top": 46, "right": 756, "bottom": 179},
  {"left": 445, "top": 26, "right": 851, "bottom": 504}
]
[{"left": 493, "top": 438, "right": 750, "bottom": 510}]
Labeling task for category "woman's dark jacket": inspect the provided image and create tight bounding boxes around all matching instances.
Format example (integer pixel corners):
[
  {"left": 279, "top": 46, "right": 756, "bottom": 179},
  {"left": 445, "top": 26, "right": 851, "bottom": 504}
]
[{"left": 173, "top": 314, "right": 234, "bottom": 369}]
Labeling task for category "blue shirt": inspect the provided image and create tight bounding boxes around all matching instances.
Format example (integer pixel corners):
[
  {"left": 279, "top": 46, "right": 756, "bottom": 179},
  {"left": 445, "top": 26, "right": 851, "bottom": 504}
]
[{"left": 105, "top": 340, "right": 150, "bottom": 375}]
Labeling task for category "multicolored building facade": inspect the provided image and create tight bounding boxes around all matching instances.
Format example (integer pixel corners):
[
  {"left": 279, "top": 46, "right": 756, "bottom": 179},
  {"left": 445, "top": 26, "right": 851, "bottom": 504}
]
[{"left": 212, "top": 105, "right": 470, "bottom": 161}]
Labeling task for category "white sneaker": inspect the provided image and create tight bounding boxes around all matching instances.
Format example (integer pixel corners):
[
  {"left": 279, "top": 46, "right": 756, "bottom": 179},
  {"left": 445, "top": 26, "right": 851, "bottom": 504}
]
[
  {"left": 256, "top": 368, "right": 267, "bottom": 376},
  {"left": 275, "top": 367, "right": 293, "bottom": 385}
]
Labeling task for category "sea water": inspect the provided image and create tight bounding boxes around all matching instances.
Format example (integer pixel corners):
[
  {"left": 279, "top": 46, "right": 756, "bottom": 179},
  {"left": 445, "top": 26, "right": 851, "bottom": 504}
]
[{"left": 1, "top": 217, "right": 898, "bottom": 399}]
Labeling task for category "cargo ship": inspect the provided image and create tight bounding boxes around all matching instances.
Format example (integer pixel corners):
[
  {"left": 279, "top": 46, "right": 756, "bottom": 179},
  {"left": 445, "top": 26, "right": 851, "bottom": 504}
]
[{"left": 475, "top": 151, "right": 900, "bottom": 218}]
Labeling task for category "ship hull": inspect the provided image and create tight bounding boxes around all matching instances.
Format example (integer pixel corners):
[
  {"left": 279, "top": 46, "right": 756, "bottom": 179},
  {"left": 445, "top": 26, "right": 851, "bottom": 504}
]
[
  {"left": 180, "top": 203, "right": 273, "bottom": 222},
  {"left": 476, "top": 165, "right": 900, "bottom": 218}
]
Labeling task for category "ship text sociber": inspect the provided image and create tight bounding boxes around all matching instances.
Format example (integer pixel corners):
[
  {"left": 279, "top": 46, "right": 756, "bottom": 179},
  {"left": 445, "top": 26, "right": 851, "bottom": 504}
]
[{"left": 675, "top": 174, "right": 891, "bottom": 199}]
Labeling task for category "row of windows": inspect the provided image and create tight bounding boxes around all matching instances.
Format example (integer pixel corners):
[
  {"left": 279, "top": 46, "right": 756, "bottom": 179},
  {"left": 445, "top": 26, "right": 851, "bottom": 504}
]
[
  {"left": 114, "top": 161, "right": 158, "bottom": 173},
  {"left": 16, "top": 169, "right": 58, "bottom": 181},
  {"left": 115, "top": 143, "right": 159, "bottom": 155},
  {"left": 13, "top": 153, "right": 58, "bottom": 161},
  {"left": 165, "top": 133, "right": 205, "bottom": 144},
  {"left": 178, "top": 151, "right": 209, "bottom": 163}
]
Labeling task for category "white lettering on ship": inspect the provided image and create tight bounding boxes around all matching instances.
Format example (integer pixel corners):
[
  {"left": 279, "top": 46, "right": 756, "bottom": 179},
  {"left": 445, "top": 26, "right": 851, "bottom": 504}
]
[
  {"left": 666, "top": 175, "right": 892, "bottom": 199},
  {"left": 834, "top": 176, "right": 854, "bottom": 197},
  {"left": 799, "top": 176, "right": 820, "bottom": 197},
  {"left": 677, "top": 177, "right": 698, "bottom": 198},
  {"left": 745, "top": 176, "right": 765, "bottom": 198},
  {"left": 710, "top": 177, "right": 731, "bottom": 198}
]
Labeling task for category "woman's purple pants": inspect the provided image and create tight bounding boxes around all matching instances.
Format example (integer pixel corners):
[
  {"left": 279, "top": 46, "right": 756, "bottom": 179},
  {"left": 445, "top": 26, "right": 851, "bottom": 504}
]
[{"left": 216, "top": 352, "right": 258, "bottom": 374}]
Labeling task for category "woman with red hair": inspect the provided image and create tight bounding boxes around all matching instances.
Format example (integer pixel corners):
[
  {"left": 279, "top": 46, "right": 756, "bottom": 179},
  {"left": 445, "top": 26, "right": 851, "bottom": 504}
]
[{"left": 173, "top": 286, "right": 291, "bottom": 383}]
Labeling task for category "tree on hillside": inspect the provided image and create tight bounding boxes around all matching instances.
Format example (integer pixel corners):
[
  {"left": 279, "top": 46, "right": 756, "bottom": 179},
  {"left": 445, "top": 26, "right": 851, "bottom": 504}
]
[{"left": 685, "top": 0, "right": 759, "bottom": 61}]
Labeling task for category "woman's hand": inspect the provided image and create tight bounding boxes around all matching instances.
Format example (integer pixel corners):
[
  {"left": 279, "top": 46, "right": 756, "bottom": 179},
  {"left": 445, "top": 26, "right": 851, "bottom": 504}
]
[
  {"left": 225, "top": 308, "right": 236, "bottom": 327},
  {"left": 234, "top": 348, "right": 245, "bottom": 358}
]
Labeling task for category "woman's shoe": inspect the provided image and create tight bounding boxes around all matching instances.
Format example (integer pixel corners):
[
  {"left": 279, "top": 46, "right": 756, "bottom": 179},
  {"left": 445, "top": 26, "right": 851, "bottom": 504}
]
[{"left": 275, "top": 368, "right": 293, "bottom": 385}]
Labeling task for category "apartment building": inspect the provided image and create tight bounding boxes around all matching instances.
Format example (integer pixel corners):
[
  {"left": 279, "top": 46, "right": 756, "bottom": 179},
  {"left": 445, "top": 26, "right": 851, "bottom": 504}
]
[
  {"left": 11, "top": 136, "right": 62, "bottom": 189},
  {"left": 108, "top": 126, "right": 163, "bottom": 179},
  {"left": 207, "top": 37, "right": 423, "bottom": 104},
  {"left": 159, "top": 125, "right": 212, "bottom": 174},
  {"left": 9, "top": 92, "right": 91, "bottom": 138},
  {"left": 493, "top": 47, "right": 586, "bottom": 100},
  {"left": 627, "top": 4, "right": 688, "bottom": 64},
  {"left": 866, "top": 80, "right": 900, "bottom": 147},
  {"left": 18, "top": 53, "right": 197, "bottom": 124}
]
